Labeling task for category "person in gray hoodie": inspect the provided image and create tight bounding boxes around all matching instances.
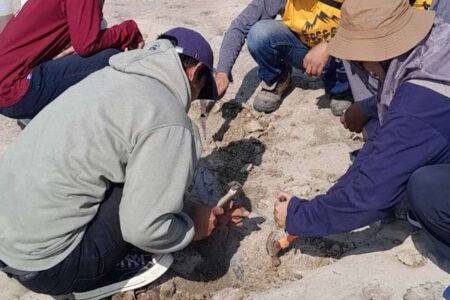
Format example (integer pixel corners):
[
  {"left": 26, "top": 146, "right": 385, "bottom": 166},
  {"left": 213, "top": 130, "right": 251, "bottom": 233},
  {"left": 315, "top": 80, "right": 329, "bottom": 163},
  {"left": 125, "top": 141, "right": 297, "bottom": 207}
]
[{"left": 0, "top": 27, "right": 249, "bottom": 299}]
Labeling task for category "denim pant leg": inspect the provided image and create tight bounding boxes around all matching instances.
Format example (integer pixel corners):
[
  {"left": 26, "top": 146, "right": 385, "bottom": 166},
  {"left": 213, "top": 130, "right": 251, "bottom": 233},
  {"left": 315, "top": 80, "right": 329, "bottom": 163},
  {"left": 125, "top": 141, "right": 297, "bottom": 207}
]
[
  {"left": 15, "top": 185, "right": 132, "bottom": 295},
  {"left": 321, "top": 58, "right": 350, "bottom": 96},
  {"left": 247, "top": 20, "right": 309, "bottom": 86},
  {"left": 0, "top": 48, "right": 119, "bottom": 119},
  {"left": 408, "top": 165, "right": 450, "bottom": 260}
]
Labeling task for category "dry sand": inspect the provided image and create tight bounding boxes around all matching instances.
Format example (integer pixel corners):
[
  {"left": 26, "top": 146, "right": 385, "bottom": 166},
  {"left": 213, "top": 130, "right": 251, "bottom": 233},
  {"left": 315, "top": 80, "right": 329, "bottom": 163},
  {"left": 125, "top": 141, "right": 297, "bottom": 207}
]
[{"left": 1, "top": 0, "right": 449, "bottom": 299}]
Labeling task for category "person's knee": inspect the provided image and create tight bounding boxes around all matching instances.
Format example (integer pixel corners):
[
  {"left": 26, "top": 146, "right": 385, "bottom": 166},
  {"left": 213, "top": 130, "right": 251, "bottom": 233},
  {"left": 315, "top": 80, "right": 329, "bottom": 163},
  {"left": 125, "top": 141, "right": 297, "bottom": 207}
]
[
  {"left": 96, "top": 48, "right": 120, "bottom": 65},
  {"left": 247, "top": 20, "right": 281, "bottom": 54},
  {"left": 408, "top": 166, "right": 439, "bottom": 216}
]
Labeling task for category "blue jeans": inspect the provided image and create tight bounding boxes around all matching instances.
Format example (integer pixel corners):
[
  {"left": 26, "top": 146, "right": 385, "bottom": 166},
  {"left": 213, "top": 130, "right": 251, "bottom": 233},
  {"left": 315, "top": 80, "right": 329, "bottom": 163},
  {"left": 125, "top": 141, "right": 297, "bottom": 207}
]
[
  {"left": 246, "top": 20, "right": 349, "bottom": 95},
  {"left": 0, "top": 48, "right": 119, "bottom": 119}
]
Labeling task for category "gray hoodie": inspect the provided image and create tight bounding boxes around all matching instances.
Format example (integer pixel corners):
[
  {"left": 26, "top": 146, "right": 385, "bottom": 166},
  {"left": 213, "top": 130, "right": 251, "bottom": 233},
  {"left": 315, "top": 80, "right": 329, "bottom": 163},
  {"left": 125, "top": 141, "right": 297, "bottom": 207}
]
[{"left": 0, "top": 40, "right": 202, "bottom": 271}]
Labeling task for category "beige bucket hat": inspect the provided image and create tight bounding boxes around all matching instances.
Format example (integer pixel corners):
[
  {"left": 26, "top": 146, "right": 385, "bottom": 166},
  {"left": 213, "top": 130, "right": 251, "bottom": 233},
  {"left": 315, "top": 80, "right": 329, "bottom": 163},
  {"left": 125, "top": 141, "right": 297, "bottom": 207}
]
[{"left": 328, "top": 0, "right": 435, "bottom": 62}]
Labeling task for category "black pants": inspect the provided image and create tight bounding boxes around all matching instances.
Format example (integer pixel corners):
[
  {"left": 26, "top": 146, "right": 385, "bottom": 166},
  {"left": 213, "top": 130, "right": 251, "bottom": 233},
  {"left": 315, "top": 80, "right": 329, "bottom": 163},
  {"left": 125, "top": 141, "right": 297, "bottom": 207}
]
[
  {"left": 0, "top": 48, "right": 119, "bottom": 119},
  {"left": 408, "top": 165, "right": 450, "bottom": 260},
  {"left": 14, "top": 186, "right": 131, "bottom": 295}
]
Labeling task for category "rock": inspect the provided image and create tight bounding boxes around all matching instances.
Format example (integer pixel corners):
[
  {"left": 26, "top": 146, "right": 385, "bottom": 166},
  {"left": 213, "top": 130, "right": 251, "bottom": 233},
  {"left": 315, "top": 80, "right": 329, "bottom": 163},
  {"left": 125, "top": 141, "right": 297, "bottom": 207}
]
[
  {"left": 256, "top": 200, "right": 268, "bottom": 210},
  {"left": 396, "top": 249, "right": 427, "bottom": 268},
  {"left": 193, "top": 293, "right": 211, "bottom": 300},
  {"left": 283, "top": 176, "right": 294, "bottom": 184},
  {"left": 240, "top": 163, "right": 253, "bottom": 173},
  {"left": 159, "top": 281, "right": 177, "bottom": 299},
  {"left": 326, "top": 173, "right": 339, "bottom": 183},
  {"left": 403, "top": 282, "right": 446, "bottom": 300},
  {"left": 293, "top": 271, "right": 303, "bottom": 280},
  {"left": 361, "top": 282, "right": 394, "bottom": 300},
  {"left": 212, "top": 288, "right": 244, "bottom": 300},
  {"left": 112, "top": 291, "right": 136, "bottom": 300},
  {"left": 244, "top": 120, "right": 264, "bottom": 133},
  {"left": 137, "top": 289, "right": 160, "bottom": 300}
]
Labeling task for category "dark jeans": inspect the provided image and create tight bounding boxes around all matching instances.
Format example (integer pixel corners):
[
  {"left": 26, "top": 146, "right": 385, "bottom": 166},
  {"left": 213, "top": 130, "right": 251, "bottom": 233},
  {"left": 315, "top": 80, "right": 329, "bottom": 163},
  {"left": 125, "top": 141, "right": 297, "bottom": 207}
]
[
  {"left": 246, "top": 20, "right": 349, "bottom": 95},
  {"left": 408, "top": 165, "right": 450, "bottom": 260},
  {"left": 0, "top": 48, "right": 119, "bottom": 119},
  {"left": 14, "top": 185, "right": 131, "bottom": 295}
]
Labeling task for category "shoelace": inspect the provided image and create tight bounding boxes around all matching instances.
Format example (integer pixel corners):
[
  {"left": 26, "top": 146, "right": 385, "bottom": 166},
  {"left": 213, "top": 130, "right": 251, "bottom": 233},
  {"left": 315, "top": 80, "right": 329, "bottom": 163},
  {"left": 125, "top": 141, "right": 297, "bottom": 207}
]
[{"left": 116, "top": 253, "right": 148, "bottom": 269}]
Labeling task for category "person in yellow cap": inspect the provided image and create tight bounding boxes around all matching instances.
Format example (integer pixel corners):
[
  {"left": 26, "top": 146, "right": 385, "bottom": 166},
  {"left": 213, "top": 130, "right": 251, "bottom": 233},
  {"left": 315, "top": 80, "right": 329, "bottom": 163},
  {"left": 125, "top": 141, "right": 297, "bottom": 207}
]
[{"left": 273, "top": 0, "right": 450, "bottom": 263}]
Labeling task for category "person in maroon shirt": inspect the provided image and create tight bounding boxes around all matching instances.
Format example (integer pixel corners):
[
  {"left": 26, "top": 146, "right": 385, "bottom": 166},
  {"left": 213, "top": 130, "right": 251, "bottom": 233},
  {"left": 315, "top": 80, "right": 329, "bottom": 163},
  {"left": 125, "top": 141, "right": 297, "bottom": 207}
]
[{"left": 0, "top": 0, "right": 143, "bottom": 120}]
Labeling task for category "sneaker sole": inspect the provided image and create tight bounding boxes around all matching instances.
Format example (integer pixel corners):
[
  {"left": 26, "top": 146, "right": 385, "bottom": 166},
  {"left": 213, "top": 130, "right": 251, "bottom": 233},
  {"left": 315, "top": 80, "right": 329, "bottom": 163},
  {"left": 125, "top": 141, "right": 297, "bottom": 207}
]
[{"left": 72, "top": 253, "right": 173, "bottom": 300}]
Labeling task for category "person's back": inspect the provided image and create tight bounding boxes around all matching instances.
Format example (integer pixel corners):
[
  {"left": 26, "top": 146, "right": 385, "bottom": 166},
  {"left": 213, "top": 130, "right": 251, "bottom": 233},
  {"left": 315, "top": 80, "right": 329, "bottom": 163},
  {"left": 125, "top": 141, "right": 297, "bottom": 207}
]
[{"left": 0, "top": 39, "right": 202, "bottom": 272}]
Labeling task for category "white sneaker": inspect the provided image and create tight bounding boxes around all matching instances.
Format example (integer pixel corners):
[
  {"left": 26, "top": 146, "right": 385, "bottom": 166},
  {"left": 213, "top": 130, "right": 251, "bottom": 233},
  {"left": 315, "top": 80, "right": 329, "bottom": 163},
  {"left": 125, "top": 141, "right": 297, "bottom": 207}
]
[{"left": 72, "top": 252, "right": 173, "bottom": 300}]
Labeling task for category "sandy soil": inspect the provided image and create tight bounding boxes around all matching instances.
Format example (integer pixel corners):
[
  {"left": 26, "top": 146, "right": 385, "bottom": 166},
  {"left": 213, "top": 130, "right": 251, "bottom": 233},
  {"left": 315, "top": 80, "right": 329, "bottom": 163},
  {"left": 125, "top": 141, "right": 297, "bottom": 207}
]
[{"left": 1, "top": 0, "right": 449, "bottom": 299}]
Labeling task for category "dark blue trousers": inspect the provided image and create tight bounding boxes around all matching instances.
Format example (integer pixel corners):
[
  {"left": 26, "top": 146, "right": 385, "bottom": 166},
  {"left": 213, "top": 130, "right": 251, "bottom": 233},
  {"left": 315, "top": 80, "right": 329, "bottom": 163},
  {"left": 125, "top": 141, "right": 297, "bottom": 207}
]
[
  {"left": 408, "top": 165, "right": 450, "bottom": 260},
  {"left": 0, "top": 49, "right": 119, "bottom": 119},
  {"left": 13, "top": 186, "right": 131, "bottom": 295}
]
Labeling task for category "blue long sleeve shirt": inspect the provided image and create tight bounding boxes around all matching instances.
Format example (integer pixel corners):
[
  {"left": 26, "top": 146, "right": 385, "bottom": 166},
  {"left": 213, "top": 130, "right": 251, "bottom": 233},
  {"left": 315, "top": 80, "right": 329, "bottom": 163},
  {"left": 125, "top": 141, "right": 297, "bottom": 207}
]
[{"left": 286, "top": 83, "right": 450, "bottom": 237}]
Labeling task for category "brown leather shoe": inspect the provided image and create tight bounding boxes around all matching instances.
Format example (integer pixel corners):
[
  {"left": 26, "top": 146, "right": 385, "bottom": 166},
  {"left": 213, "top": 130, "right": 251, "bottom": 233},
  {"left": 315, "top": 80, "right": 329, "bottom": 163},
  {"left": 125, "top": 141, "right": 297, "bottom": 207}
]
[{"left": 253, "top": 67, "right": 292, "bottom": 113}]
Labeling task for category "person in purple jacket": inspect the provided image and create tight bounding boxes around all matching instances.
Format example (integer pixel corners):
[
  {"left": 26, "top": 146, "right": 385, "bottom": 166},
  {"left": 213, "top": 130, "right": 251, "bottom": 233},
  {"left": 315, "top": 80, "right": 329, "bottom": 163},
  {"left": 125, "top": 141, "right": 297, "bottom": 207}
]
[{"left": 274, "top": 0, "right": 450, "bottom": 261}]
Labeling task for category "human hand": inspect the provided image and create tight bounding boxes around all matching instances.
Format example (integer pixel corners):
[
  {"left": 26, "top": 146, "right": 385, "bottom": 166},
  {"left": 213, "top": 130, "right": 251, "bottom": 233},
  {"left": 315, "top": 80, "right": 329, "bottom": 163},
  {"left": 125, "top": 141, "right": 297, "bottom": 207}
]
[
  {"left": 53, "top": 46, "right": 75, "bottom": 60},
  {"left": 215, "top": 72, "right": 229, "bottom": 100},
  {"left": 303, "top": 42, "right": 330, "bottom": 77},
  {"left": 274, "top": 192, "right": 293, "bottom": 228},
  {"left": 216, "top": 201, "right": 250, "bottom": 228},
  {"left": 192, "top": 205, "right": 224, "bottom": 241},
  {"left": 340, "top": 102, "right": 369, "bottom": 133}
]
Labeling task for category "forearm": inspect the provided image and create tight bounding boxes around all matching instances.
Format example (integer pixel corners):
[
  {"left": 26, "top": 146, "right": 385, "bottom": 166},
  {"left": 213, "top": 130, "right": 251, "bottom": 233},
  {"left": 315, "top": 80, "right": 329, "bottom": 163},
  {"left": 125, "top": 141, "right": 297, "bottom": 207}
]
[
  {"left": 67, "top": 0, "right": 141, "bottom": 56},
  {"left": 217, "top": 0, "right": 285, "bottom": 77},
  {"left": 287, "top": 112, "right": 445, "bottom": 237}
]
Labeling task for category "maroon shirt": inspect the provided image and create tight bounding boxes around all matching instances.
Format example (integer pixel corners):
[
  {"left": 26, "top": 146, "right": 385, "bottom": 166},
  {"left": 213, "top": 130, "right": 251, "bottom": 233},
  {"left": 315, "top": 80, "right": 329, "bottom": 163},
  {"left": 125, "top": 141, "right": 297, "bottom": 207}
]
[{"left": 0, "top": 0, "right": 143, "bottom": 108}]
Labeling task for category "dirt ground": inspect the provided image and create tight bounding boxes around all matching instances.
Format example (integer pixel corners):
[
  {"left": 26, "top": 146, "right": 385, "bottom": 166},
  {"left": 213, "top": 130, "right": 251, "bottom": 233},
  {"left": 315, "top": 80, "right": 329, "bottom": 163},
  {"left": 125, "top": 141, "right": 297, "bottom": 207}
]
[{"left": 1, "top": 0, "right": 449, "bottom": 299}]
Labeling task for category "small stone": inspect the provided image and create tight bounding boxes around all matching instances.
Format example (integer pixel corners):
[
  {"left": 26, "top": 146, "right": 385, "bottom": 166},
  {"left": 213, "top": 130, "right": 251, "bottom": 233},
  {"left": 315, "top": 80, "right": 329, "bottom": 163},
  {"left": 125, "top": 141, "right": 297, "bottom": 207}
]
[
  {"left": 403, "top": 282, "right": 446, "bottom": 300},
  {"left": 244, "top": 120, "right": 264, "bottom": 133},
  {"left": 256, "top": 201, "right": 268, "bottom": 210},
  {"left": 283, "top": 176, "right": 294, "bottom": 184},
  {"left": 396, "top": 249, "right": 427, "bottom": 268},
  {"left": 289, "top": 122, "right": 296, "bottom": 127},
  {"left": 112, "top": 291, "right": 136, "bottom": 300},
  {"left": 160, "top": 281, "right": 176, "bottom": 299},
  {"left": 326, "top": 173, "right": 339, "bottom": 183},
  {"left": 293, "top": 271, "right": 303, "bottom": 280},
  {"left": 137, "top": 289, "right": 160, "bottom": 300},
  {"left": 240, "top": 163, "right": 253, "bottom": 173},
  {"left": 193, "top": 294, "right": 210, "bottom": 300}
]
